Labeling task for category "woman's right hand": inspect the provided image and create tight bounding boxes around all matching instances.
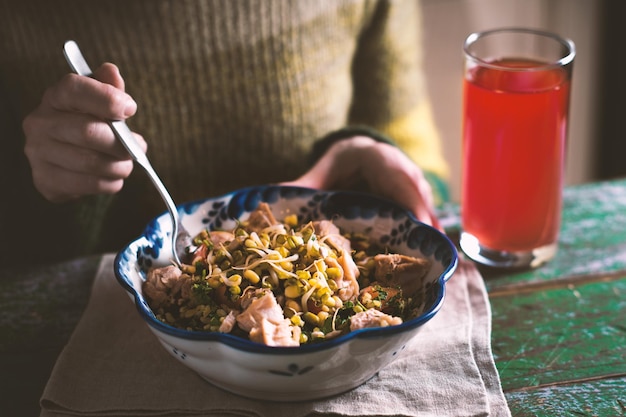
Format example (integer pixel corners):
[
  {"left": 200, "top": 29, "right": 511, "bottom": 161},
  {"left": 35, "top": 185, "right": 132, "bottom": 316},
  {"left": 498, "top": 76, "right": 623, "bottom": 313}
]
[{"left": 22, "top": 63, "right": 146, "bottom": 203}]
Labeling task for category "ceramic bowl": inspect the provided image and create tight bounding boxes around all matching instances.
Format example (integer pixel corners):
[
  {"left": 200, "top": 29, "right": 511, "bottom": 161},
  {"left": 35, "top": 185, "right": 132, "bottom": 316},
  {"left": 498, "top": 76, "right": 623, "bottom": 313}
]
[{"left": 114, "top": 185, "right": 458, "bottom": 401}]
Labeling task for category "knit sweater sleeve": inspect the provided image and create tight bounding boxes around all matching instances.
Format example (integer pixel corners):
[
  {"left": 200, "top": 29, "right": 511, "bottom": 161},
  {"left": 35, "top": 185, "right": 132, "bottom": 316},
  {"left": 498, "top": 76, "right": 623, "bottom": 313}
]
[{"left": 340, "top": 0, "right": 450, "bottom": 204}]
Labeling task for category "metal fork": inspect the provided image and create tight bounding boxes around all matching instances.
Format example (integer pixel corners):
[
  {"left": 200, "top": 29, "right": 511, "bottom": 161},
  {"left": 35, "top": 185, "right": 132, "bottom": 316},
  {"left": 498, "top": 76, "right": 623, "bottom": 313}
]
[{"left": 63, "top": 40, "right": 192, "bottom": 266}]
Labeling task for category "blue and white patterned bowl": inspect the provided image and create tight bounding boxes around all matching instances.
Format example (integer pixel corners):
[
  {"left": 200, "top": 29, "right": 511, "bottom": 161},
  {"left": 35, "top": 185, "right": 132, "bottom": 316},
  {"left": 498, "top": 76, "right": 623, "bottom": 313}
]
[{"left": 114, "top": 185, "right": 458, "bottom": 401}]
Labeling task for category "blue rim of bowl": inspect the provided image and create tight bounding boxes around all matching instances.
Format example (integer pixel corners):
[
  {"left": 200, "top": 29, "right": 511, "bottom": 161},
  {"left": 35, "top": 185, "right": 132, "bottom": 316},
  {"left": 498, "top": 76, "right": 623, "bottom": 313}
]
[{"left": 113, "top": 186, "right": 458, "bottom": 355}]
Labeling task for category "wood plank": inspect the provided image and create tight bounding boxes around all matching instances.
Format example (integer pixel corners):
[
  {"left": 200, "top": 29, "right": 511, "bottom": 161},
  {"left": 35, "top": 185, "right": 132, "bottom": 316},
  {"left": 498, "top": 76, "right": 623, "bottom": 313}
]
[
  {"left": 491, "top": 179, "right": 626, "bottom": 288},
  {"left": 504, "top": 377, "right": 626, "bottom": 417},
  {"left": 439, "top": 179, "right": 626, "bottom": 288},
  {"left": 490, "top": 277, "right": 626, "bottom": 391}
]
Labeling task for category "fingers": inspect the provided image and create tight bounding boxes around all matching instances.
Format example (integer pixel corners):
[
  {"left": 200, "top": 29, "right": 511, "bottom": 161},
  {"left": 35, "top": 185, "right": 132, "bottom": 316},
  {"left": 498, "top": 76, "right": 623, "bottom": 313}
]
[
  {"left": 93, "top": 62, "right": 126, "bottom": 91},
  {"left": 22, "top": 62, "right": 144, "bottom": 202},
  {"left": 290, "top": 136, "right": 374, "bottom": 190},
  {"left": 23, "top": 125, "right": 138, "bottom": 202},
  {"left": 31, "top": 161, "right": 128, "bottom": 203},
  {"left": 290, "top": 136, "right": 443, "bottom": 228},
  {"left": 24, "top": 110, "right": 128, "bottom": 159},
  {"left": 27, "top": 134, "right": 135, "bottom": 179},
  {"left": 43, "top": 66, "right": 136, "bottom": 121},
  {"left": 361, "top": 142, "right": 442, "bottom": 229}
]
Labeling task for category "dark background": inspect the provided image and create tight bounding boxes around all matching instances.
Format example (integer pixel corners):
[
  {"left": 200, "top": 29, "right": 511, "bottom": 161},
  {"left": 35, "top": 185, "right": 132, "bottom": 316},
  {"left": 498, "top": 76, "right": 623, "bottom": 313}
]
[{"left": 595, "top": 1, "right": 626, "bottom": 180}]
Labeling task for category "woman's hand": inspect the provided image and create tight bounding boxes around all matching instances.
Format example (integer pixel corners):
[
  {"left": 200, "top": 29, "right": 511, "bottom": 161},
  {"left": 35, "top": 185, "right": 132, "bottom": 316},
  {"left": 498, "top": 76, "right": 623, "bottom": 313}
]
[
  {"left": 284, "top": 136, "right": 441, "bottom": 229},
  {"left": 22, "top": 63, "right": 146, "bottom": 203}
]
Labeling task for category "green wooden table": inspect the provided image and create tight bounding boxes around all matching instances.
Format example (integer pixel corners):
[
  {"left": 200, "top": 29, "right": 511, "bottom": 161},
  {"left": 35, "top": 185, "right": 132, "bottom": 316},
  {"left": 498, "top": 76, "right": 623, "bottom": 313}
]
[
  {"left": 2, "top": 179, "right": 625, "bottom": 416},
  {"left": 441, "top": 179, "right": 626, "bottom": 416}
]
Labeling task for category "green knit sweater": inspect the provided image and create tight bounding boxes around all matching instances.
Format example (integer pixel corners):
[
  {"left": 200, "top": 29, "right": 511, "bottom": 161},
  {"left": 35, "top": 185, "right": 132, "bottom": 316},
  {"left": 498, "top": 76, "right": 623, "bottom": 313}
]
[{"left": 0, "top": 0, "right": 449, "bottom": 265}]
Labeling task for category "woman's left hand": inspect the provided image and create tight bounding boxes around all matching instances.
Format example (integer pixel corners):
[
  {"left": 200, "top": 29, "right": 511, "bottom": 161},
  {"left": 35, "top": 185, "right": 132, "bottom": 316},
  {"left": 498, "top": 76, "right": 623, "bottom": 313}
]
[{"left": 283, "top": 136, "right": 441, "bottom": 230}]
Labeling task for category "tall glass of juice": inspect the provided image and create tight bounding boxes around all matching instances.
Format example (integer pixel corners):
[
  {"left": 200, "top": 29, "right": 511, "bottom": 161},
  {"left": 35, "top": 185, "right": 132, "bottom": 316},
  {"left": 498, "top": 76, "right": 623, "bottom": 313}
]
[{"left": 460, "top": 28, "right": 575, "bottom": 269}]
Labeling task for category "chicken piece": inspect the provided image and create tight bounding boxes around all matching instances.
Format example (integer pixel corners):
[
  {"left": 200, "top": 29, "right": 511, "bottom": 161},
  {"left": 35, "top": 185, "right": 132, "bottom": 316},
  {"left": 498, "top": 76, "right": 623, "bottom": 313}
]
[
  {"left": 143, "top": 265, "right": 191, "bottom": 309},
  {"left": 239, "top": 288, "right": 267, "bottom": 310},
  {"left": 235, "top": 288, "right": 300, "bottom": 346},
  {"left": 209, "top": 230, "right": 243, "bottom": 255},
  {"left": 218, "top": 310, "right": 238, "bottom": 333},
  {"left": 313, "top": 220, "right": 352, "bottom": 252},
  {"left": 325, "top": 253, "right": 360, "bottom": 301},
  {"left": 236, "top": 290, "right": 282, "bottom": 330},
  {"left": 311, "top": 220, "right": 359, "bottom": 300},
  {"left": 249, "top": 318, "right": 301, "bottom": 347},
  {"left": 350, "top": 308, "right": 402, "bottom": 331},
  {"left": 246, "top": 202, "right": 279, "bottom": 233},
  {"left": 373, "top": 254, "right": 431, "bottom": 295},
  {"left": 209, "top": 230, "right": 236, "bottom": 247}
]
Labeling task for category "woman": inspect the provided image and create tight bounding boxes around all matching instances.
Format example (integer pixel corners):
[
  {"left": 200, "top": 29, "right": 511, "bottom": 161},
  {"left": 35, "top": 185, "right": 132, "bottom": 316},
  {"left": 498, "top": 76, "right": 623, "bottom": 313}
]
[{"left": 1, "top": 0, "right": 449, "bottom": 265}]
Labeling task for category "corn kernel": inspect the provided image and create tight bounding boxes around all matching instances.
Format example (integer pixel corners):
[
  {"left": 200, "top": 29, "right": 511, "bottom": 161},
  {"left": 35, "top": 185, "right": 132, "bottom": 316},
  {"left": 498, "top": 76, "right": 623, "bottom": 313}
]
[
  {"left": 297, "top": 270, "right": 311, "bottom": 280},
  {"left": 284, "top": 285, "right": 301, "bottom": 299},
  {"left": 181, "top": 264, "right": 196, "bottom": 274},
  {"left": 267, "top": 253, "right": 281, "bottom": 261},
  {"left": 327, "top": 279, "right": 338, "bottom": 291},
  {"left": 322, "top": 294, "right": 336, "bottom": 308},
  {"left": 290, "top": 315, "right": 304, "bottom": 327},
  {"left": 317, "top": 311, "right": 329, "bottom": 323},
  {"left": 303, "top": 312, "right": 319, "bottom": 326},
  {"left": 287, "top": 235, "right": 304, "bottom": 249},
  {"left": 285, "top": 299, "right": 302, "bottom": 313},
  {"left": 314, "top": 259, "right": 326, "bottom": 273},
  {"left": 326, "top": 267, "right": 341, "bottom": 279},
  {"left": 280, "top": 260, "right": 293, "bottom": 271},
  {"left": 308, "top": 278, "right": 321, "bottom": 289},
  {"left": 315, "top": 287, "right": 331, "bottom": 299},
  {"left": 243, "top": 269, "right": 260, "bottom": 284},
  {"left": 284, "top": 214, "right": 298, "bottom": 227},
  {"left": 227, "top": 274, "right": 242, "bottom": 286}
]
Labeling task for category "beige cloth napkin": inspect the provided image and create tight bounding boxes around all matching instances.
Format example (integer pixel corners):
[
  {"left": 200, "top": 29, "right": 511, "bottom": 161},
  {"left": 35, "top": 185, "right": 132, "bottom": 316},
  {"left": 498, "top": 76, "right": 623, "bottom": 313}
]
[{"left": 40, "top": 254, "right": 510, "bottom": 417}]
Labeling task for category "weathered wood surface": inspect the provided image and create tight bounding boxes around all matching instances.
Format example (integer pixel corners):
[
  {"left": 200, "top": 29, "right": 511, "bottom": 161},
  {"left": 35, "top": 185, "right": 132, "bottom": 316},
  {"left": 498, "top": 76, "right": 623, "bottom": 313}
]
[
  {"left": 440, "top": 179, "right": 626, "bottom": 416},
  {"left": 505, "top": 378, "right": 626, "bottom": 417},
  {"left": 491, "top": 277, "right": 626, "bottom": 388},
  {"left": 490, "top": 179, "right": 626, "bottom": 288},
  {"left": 491, "top": 278, "right": 626, "bottom": 416},
  {"left": 440, "top": 178, "right": 626, "bottom": 288}
]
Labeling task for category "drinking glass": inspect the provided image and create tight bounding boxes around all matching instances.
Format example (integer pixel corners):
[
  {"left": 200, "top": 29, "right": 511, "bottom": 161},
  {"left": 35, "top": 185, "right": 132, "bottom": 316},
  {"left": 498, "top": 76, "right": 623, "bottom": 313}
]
[{"left": 460, "top": 28, "right": 575, "bottom": 269}]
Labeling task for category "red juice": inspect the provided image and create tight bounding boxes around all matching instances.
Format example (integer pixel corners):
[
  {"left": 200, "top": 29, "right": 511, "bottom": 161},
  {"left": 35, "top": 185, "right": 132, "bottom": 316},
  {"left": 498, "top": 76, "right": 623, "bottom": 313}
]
[{"left": 461, "top": 58, "right": 571, "bottom": 252}]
